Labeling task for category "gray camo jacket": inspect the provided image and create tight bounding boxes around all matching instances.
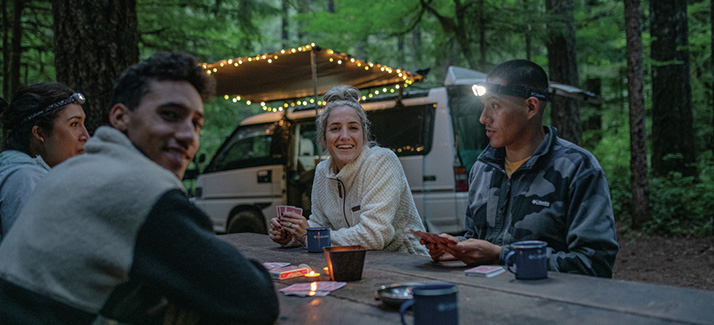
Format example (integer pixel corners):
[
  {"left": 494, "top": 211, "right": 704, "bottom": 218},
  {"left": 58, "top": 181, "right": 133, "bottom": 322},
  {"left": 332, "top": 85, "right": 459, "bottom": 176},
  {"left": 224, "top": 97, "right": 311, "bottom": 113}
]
[{"left": 463, "top": 126, "right": 618, "bottom": 278}]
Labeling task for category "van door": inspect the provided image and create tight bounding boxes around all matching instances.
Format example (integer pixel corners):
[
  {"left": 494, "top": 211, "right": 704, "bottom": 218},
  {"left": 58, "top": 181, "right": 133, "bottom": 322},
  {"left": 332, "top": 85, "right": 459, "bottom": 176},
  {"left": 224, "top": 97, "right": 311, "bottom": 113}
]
[
  {"left": 286, "top": 121, "right": 319, "bottom": 217},
  {"left": 367, "top": 103, "right": 435, "bottom": 225},
  {"left": 195, "top": 121, "right": 288, "bottom": 233}
]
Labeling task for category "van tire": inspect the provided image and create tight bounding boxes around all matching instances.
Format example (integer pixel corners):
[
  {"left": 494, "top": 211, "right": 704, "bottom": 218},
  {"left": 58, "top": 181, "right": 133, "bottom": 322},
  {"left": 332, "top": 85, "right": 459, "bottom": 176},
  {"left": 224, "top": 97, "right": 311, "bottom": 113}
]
[{"left": 226, "top": 210, "right": 267, "bottom": 234}]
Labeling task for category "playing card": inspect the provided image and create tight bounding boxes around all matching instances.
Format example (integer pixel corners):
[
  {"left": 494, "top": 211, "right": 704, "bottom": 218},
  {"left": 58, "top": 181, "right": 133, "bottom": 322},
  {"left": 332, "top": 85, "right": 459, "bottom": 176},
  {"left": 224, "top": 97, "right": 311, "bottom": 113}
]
[
  {"left": 286, "top": 206, "right": 303, "bottom": 216},
  {"left": 279, "top": 282, "right": 346, "bottom": 293},
  {"left": 276, "top": 205, "right": 289, "bottom": 218}
]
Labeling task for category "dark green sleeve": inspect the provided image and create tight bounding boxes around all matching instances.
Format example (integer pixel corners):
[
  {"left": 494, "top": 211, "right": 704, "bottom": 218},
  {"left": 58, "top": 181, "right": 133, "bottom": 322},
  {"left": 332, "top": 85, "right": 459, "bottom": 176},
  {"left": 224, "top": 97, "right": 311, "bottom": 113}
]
[{"left": 130, "top": 189, "right": 279, "bottom": 324}]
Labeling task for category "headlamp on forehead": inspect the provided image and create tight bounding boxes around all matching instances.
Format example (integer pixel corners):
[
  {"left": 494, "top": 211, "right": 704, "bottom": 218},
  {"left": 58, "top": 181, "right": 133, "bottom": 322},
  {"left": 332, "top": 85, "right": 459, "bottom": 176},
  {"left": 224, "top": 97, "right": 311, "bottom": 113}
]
[
  {"left": 23, "top": 92, "right": 86, "bottom": 123},
  {"left": 472, "top": 82, "right": 548, "bottom": 101}
]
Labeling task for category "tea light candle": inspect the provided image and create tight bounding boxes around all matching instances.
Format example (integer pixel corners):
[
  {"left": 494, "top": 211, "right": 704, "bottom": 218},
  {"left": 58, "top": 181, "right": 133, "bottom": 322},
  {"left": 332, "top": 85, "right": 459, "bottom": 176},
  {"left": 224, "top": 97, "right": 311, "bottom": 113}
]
[{"left": 304, "top": 271, "right": 321, "bottom": 278}]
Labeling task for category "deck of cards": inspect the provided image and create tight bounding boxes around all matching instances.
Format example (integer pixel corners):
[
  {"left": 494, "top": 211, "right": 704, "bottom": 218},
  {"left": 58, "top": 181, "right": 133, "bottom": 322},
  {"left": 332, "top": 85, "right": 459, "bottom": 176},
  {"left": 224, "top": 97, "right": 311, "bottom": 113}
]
[
  {"left": 465, "top": 265, "right": 506, "bottom": 278},
  {"left": 269, "top": 265, "right": 310, "bottom": 280},
  {"left": 277, "top": 205, "right": 303, "bottom": 218}
]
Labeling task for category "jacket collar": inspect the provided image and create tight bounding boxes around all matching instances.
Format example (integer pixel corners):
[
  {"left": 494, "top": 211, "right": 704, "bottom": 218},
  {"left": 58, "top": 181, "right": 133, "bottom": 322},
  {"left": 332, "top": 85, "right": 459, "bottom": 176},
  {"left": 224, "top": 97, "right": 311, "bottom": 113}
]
[{"left": 479, "top": 126, "right": 557, "bottom": 171}]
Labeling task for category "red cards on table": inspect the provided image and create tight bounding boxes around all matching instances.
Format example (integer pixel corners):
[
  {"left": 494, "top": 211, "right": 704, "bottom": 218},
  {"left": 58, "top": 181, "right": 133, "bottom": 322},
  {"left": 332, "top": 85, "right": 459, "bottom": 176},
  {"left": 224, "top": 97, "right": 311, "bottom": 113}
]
[
  {"left": 279, "top": 282, "right": 347, "bottom": 297},
  {"left": 262, "top": 262, "right": 291, "bottom": 270},
  {"left": 410, "top": 229, "right": 454, "bottom": 245},
  {"left": 464, "top": 265, "right": 506, "bottom": 278},
  {"left": 269, "top": 265, "right": 309, "bottom": 280}
]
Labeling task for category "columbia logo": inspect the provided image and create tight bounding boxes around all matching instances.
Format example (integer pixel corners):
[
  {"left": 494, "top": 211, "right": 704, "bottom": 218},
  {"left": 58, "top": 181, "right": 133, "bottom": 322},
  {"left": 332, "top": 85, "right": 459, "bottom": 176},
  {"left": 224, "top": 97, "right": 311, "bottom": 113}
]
[{"left": 532, "top": 199, "right": 550, "bottom": 207}]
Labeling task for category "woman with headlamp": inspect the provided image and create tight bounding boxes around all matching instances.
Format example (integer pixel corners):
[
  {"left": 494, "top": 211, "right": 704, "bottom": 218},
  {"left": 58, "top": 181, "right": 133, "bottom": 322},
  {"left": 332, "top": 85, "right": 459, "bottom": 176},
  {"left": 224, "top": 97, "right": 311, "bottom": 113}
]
[{"left": 0, "top": 82, "right": 89, "bottom": 240}]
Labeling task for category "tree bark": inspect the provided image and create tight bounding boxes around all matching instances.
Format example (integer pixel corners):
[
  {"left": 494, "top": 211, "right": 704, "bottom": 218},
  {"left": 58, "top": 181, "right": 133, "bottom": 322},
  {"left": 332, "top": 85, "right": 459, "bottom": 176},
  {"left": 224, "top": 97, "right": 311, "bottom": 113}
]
[
  {"left": 524, "top": 0, "right": 531, "bottom": 61},
  {"left": 52, "top": 0, "right": 138, "bottom": 134},
  {"left": 2, "top": 0, "right": 9, "bottom": 98},
  {"left": 9, "top": 0, "right": 23, "bottom": 96},
  {"left": 624, "top": 0, "right": 649, "bottom": 228},
  {"left": 711, "top": 0, "right": 714, "bottom": 159},
  {"left": 546, "top": 0, "right": 582, "bottom": 145},
  {"left": 650, "top": 0, "right": 696, "bottom": 177},
  {"left": 281, "top": 0, "right": 289, "bottom": 48}
]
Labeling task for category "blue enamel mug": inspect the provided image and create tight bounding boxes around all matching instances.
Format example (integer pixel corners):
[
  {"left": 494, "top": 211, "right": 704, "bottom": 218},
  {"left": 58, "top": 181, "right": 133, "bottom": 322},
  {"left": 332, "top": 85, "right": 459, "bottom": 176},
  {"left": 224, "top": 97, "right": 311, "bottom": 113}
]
[
  {"left": 299, "top": 226, "right": 331, "bottom": 253},
  {"left": 505, "top": 240, "right": 548, "bottom": 280},
  {"left": 399, "top": 283, "right": 458, "bottom": 325}
]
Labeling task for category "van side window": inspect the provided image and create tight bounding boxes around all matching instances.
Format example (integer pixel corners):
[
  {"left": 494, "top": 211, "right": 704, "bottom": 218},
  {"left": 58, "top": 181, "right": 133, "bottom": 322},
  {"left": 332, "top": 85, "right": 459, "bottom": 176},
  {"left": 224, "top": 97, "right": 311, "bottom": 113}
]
[
  {"left": 367, "top": 104, "right": 435, "bottom": 156},
  {"left": 204, "top": 123, "right": 282, "bottom": 173}
]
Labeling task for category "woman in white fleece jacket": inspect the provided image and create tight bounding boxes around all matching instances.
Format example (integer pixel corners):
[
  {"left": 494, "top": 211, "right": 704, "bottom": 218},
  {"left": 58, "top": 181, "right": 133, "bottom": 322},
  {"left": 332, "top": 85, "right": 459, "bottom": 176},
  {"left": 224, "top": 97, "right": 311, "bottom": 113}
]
[{"left": 269, "top": 85, "right": 427, "bottom": 255}]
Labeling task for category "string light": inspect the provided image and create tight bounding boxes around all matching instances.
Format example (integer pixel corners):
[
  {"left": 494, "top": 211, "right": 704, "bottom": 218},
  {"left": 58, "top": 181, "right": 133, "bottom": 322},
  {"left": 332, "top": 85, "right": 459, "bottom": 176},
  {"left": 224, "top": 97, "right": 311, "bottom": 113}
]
[{"left": 203, "top": 43, "right": 421, "bottom": 112}]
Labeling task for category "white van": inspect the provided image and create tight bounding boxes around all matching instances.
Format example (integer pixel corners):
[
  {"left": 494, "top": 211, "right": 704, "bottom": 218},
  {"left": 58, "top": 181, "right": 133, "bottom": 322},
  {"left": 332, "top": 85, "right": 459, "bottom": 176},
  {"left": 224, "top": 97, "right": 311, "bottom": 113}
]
[{"left": 192, "top": 66, "right": 595, "bottom": 235}]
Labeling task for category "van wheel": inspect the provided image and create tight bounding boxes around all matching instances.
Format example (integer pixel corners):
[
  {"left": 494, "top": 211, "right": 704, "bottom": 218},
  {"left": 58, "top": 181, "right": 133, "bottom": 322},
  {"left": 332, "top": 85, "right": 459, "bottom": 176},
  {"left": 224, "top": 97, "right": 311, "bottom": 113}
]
[{"left": 227, "top": 210, "right": 267, "bottom": 234}]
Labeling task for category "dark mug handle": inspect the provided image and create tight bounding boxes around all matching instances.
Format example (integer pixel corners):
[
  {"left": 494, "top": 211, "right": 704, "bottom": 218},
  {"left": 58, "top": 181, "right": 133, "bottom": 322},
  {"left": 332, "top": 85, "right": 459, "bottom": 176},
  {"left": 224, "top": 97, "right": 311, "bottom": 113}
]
[
  {"left": 505, "top": 251, "right": 517, "bottom": 275},
  {"left": 399, "top": 299, "right": 415, "bottom": 325},
  {"left": 299, "top": 234, "right": 308, "bottom": 250}
]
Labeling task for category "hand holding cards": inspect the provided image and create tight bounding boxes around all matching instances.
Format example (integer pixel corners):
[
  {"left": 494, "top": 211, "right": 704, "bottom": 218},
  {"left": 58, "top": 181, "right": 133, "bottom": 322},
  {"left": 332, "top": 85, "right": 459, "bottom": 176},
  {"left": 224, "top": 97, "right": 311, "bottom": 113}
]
[
  {"left": 276, "top": 205, "right": 303, "bottom": 219},
  {"left": 411, "top": 229, "right": 454, "bottom": 245}
]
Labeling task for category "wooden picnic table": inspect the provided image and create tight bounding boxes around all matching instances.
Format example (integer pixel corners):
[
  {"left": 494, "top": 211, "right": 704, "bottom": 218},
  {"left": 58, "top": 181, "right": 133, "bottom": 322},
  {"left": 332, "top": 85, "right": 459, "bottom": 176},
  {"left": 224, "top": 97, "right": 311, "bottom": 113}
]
[{"left": 220, "top": 233, "right": 714, "bottom": 324}]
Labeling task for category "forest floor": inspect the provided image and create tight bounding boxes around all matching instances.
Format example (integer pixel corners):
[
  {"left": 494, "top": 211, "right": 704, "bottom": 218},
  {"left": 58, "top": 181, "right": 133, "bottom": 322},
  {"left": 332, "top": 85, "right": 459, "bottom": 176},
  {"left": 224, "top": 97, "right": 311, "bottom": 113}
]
[{"left": 613, "top": 230, "right": 714, "bottom": 291}]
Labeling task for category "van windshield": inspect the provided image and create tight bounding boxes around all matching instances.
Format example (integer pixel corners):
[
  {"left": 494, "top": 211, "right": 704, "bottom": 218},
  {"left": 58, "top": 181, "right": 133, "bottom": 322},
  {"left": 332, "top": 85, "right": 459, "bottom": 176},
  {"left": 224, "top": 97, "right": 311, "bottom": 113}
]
[{"left": 447, "top": 85, "right": 489, "bottom": 172}]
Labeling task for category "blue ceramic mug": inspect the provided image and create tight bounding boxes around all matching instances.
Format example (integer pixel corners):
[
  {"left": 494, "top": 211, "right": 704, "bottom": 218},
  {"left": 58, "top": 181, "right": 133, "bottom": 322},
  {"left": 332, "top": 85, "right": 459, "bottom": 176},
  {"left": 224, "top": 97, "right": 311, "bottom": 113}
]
[
  {"left": 505, "top": 240, "right": 548, "bottom": 280},
  {"left": 300, "top": 226, "right": 331, "bottom": 253},
  {"left": 399, "top": 284, "right": 458, "bottom": 325}
]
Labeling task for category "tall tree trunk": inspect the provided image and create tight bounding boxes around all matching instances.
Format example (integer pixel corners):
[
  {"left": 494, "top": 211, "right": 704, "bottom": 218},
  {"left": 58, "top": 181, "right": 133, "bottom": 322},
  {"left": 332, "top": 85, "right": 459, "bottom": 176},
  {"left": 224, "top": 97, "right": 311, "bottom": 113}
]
[
  {"left": 2, "top": 0, "right": 9, "bottom": 98},
  {"left": 411, "top": 29, "right": 422, "bottom": 64},
  {"left": 524, "top": 0, "right": 531, "bottom": 61},
  {"left": 583, "top": 77, "right": 602, "bottom": 146},
  {"left": 625, "top": 0, "right": 649, "bottom": 229},
  {"left": 9, "top": 0, "right": 23, "bottom": 96},
  {"left": 478, "top": 0, "right": 487, "bottom": 69},
  {"left": 281, "top": 0, "right": 289, "bottom": 48},
  {"left": 52, "top": 0, "right": 138, "bottom": 134},
  {"left": 650, "top": 0, "right": 696, "bottom": 177},
  {"left": 546, "top": 0, "right": 581, "bottom": 145},
  {"left": 711, "top": 0, "right": 714, "bottom": 159}
]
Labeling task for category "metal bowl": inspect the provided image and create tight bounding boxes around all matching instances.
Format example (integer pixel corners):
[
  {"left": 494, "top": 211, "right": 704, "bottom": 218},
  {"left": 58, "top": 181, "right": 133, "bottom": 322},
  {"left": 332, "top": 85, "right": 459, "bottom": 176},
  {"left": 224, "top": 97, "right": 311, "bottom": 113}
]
[{"left": 376, "top": 282, "right": 422, "bottom": 308}]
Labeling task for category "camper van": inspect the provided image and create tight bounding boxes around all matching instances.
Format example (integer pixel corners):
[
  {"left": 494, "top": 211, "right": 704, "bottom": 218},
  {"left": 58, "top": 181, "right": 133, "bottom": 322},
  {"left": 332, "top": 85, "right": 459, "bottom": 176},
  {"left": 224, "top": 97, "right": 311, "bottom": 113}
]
[
  {"left": 193, "top": 66, "right": 496, "bottom": 234},
  {"left": 192, "top": 66, "right": 596, "bottom": 235}
]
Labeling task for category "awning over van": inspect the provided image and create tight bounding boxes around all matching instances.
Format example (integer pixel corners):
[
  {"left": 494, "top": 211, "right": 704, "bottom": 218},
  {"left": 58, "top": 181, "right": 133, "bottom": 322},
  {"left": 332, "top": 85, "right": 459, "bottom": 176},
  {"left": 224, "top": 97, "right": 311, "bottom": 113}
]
[
  {"left": 444, "top": 66, "right": 601, "bottom": 104},
  {"left": 202, "top": 44, "right": 424, "bottom": 103}
]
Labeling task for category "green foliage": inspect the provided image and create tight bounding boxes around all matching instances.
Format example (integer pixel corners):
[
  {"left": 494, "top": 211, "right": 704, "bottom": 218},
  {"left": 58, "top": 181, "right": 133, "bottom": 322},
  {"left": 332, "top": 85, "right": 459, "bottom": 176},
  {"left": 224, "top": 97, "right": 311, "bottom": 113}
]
[
  {"left": 645, "top": 162, "right": 714, "bottom": 237},
  {"left": 137, "top": 0, "right": 282, "bottom": 62}
]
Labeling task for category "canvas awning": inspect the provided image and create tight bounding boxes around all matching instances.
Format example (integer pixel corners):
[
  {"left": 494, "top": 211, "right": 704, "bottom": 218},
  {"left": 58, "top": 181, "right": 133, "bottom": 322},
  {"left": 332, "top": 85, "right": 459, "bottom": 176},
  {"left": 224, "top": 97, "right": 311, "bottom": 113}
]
[{"left": 202, "top": 44, "right": 423, "bottom": 104}]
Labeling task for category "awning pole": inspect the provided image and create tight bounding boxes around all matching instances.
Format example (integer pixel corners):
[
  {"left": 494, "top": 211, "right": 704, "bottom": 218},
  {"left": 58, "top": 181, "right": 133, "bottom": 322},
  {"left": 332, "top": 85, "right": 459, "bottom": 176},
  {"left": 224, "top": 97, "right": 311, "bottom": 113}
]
[
  {"left": 311, "top": 48, "right": 319, "bottom": 120},
  {"left": 311, "top": 47, "right": 321, "bottom": 162}
]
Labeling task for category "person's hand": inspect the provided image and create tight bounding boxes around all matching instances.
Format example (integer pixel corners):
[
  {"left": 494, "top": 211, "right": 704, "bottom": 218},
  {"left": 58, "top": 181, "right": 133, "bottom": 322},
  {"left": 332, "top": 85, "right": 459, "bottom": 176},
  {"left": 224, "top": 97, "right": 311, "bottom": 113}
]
[
  {"left": 421, "top": 234, "right": 459, "bottom": 262},
  {"left": 279, "top": 211, "right": 309, "bottom": 245},
  {"left": 268, "top": 218, "right": 292, "bottom": 245},
  {"left": 440, "top": 238, "right": 501, "bottom": 266}
]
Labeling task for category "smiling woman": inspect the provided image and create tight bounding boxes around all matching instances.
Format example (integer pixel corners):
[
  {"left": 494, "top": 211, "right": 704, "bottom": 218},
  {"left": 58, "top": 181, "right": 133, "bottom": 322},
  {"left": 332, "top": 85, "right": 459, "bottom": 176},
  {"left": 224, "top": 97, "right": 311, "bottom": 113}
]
[
  {"left": 268, "top": 85, "right": 428, "bottom": 255},
  {"left": 0, "top": 82, "right": 90, "bottom": 240}
]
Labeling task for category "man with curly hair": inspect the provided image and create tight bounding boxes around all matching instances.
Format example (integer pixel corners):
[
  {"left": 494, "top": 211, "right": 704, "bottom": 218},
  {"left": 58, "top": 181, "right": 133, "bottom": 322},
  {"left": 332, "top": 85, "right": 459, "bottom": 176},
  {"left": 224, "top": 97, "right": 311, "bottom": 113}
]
[{"left": 0, "top": 52, "right": 279, "bottom": 324}]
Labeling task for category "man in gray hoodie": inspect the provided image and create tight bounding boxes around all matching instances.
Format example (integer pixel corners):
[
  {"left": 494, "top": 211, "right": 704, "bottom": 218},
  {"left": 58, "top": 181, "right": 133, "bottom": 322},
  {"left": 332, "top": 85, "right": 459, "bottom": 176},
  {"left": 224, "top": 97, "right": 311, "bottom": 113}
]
[{"left": 0, "top": 52, "right": 279, "bottom": 323}]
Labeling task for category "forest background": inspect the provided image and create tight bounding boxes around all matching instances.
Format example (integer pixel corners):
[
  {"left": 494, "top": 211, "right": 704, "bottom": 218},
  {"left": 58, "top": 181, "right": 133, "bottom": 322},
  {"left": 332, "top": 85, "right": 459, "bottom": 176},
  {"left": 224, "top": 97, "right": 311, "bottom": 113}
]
[{"left": 2, "top": 0, "right": 713, "bottom": 242}]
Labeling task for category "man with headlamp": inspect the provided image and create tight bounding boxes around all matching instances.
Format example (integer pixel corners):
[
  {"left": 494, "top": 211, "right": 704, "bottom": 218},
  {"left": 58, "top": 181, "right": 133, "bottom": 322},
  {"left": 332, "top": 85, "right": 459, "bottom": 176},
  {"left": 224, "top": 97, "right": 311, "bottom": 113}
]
[{"left": 421, "top": 59, "right": 618, "bottom": 278}]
